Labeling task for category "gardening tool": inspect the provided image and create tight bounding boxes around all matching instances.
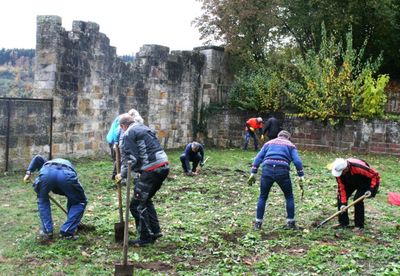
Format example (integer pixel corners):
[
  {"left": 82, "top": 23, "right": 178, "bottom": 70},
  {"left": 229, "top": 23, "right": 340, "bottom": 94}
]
[
  {"left": 114, "top": 144, "right": 125, "bottom": 242},
  {"left": 196, "top": 156, "right": 210, "bottom": 173},
  {"left": 316, "top": 191, "right": 371, "bottom": 229},
  {"left": 115, "top": 161, "right": 134, "bottom": 276},
  {"left": 48, "top": 194, "right": 95, "bottom": 232},
  {"left": 297, "top": 178, "right": 305, "bottom": 200}
]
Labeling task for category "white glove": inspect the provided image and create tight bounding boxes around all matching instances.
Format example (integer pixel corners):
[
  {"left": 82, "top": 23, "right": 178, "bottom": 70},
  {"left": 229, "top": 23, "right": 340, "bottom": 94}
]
[
  {"left": 23, "top": 171, "right": 31, "bottom": 183},
  {"left": 298, "top": 176, "right": 305, "bottom": 182}
]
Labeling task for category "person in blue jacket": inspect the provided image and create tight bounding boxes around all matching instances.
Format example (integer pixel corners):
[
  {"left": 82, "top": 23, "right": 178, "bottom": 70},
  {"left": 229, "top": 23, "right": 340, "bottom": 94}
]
[
  {"left": 180, "top": 142, "right": 205, "bottom": 176},
  {"left": 23, "top": 155, "right": 87, "bottom": 242},
  {"left": 247, "top": 130, "right": 305, "bottom": 230},
  {"left": 106, "top": 108, "right": 142, "bottom": 180}
]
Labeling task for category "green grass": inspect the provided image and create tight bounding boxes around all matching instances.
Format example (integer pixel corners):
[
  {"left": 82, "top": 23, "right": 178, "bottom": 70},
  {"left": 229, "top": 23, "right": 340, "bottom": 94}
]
[{"left": 1, "top": 149, "right": 399, "bottom": 275}]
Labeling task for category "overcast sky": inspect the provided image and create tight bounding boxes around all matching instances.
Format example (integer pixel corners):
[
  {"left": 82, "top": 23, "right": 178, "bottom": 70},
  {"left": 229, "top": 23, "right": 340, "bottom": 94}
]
[{"left": 0, "top": 0, "right": 205, "bottom": 55}]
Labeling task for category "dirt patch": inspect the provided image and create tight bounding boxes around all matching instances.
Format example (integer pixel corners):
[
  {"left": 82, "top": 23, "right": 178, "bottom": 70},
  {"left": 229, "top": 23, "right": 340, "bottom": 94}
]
[
  {"left": 221, "top": 230, "right": 244, "bottom": 242},
  {"left": 134, "top": 261, "right": 173, "bottom": 271},
  {"left": 261, "top": 231, "right": 280, "bottom": 240}
]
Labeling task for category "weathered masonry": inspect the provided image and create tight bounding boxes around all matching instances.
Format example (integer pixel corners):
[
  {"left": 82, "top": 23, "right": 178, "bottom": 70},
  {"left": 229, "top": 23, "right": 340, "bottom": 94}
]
[
  {"left": 1, "top": 15, "right": 400, "bottom": 172},
  {"left": 32, "top": 15, "right": 233, "bottom": 157}
]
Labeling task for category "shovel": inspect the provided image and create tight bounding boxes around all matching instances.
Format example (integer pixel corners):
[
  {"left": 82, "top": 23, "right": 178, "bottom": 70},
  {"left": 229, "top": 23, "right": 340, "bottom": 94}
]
[
  {"left": 115, "top": 161, "right": 134, "bottom": 276},
  {"left": 48, "top": 194, "right": 95, "bottom": 232},
  {"left": 114, "top": 145, "right": 125, "bottom": 242},
  {"left": 316, "top": 191, "right": 371, "bottom": 229}
]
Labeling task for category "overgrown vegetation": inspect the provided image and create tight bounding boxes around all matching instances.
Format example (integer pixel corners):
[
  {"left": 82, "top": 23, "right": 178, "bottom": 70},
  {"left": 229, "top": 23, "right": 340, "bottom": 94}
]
[{"left": 1, "top": 149, "right": 399, "bottom": 275}]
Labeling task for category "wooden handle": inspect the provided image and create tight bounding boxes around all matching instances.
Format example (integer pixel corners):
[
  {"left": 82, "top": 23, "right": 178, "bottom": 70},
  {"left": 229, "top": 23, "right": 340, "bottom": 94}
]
[
  {"left": 317, "top": 192, "right": 370, "bottom": 228},
  {"left": 122, "top": 161, "right": 132, "bottom": 266},
  {"left": 115, "top": 145, "right": 123, "bottom": 223}
]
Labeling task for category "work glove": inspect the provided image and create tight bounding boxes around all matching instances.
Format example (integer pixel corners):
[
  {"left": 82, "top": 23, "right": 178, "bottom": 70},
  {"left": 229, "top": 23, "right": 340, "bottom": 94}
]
[
  {"left": 261, "top": 135, "right": 264, "bottom": 141},
  {"left": 23, "top": 171, "right": 31, "bottom": 183},
  {"left": 339, "top": 204, "right": 347, "bottom": 212},
  {"left": 249, "top": 127, "right": 255, "bottom": 132},
  {"left": 247, "top": 173, "right": 256, "bottom": 186},
  {"left": 115, "top": 173, "right": 122, "bottom": 184},
  {"left": 368, "top": 188, "right": 376, "bottom": 198}
]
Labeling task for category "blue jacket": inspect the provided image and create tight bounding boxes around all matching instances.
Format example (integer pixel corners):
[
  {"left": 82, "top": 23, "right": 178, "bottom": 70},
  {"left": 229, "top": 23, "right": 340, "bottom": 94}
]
[
  {"left": 106, "top": 116, "right": 121, "bottom": 145},
  {"left": 182, "top": 143, "right": 204, "bottom": 162},
  {"left": 251, "top": 137, "right": 304, "bottom": 176}
]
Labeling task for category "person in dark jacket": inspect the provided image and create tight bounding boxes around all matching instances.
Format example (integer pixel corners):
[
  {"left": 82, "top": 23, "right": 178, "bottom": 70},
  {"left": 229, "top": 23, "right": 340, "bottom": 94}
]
[
  {"left": 117, "top": 113, "right": 169, "bottom": 247},
  {"left": 180, "top": 142, "right": 205, "bottom": 176},
  {"left": 330, "top": 158, "right": 380, "bottom": 232},
  {"left": 248, "top": 130, "right": 304, "bottom": 230},
  {"left": 23, "top": 155, "right": 87, "bottom": 242},
  {"left": 262, "top": 116, "right": 281, "bottom": 141},
  {"left": 106, "top": 108, "right": 142, "bottom": 180},
  {"left": 243, "top": 117, "right": 263, "bottom": 151}
]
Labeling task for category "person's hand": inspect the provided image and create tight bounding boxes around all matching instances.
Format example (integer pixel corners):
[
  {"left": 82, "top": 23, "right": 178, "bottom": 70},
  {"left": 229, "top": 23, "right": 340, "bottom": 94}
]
[
  {"left": 367, "top": 189, "right": 375, "bottom": 198},
  {"left": 249, "top": 127, "right": 255, "bottom": 132},
  {"left": 261, "top": 135, "right": 264, "bottom": 141},
  {"left": 115, "top": 173, "right": 122, "bottom": 184},
  {"left": 23, "top": 173, "right": 31, "bottom": 183},
  {"left": 247, "top": 174, "right": 256, "bottom": 186},
  {"left": 339, "top": 205, "right": 347, "bottom": 212}
]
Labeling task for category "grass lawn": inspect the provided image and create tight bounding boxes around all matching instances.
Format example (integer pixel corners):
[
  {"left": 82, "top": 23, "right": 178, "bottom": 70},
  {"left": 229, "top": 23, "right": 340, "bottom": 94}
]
[{"left": 0, "top": 149, "right": 399, "bottom": 275}]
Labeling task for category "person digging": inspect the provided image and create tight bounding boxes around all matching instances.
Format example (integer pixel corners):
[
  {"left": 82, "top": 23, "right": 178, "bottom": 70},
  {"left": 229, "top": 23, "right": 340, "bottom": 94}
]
[
  {"left": 330, "top": 158, "right": 380, "bottom": 232},
  {"left": 248, "top": 130, "right": 305, "bottom": 231}
]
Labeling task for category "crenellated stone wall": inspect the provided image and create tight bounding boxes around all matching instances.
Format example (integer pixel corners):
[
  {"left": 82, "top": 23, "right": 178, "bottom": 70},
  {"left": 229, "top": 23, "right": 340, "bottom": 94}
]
[
  {"left": 31, "top": 15, "right": 232, "bottom": 161},
  {"left": 2, "top": 15, "right": 400, "bottom": 172}
]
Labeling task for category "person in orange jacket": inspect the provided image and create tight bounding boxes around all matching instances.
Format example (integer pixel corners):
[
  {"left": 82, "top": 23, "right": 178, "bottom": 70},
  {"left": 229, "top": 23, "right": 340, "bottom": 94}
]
[{"left": 243, "top": 117, "right": 263, "bottom": 151}]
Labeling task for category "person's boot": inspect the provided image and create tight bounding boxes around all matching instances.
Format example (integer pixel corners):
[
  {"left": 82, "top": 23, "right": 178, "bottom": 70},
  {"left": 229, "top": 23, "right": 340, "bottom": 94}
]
[
  {"left": 59, "top": 231, "right": 79, "bottom": 240},
  {"left": 128, "top": 238, "right": 154, "bottom": 247},
  {"left": 285, "top": 220, "right": 299, "bottom": 230},
  {"left": 332, "top": 223, "right": 349, "bottom": 229},
  {"left": 37, "top": 230, "right": 53, "bottom": 244},
  {"left": 253, "top": 221, "right": 262, "bottom": 231}
]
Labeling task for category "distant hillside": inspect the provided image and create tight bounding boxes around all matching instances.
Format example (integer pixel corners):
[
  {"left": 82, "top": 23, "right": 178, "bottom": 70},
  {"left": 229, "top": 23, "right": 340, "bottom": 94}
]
[{"left": 0, "top": 48, "right": 35, "bottom": 98}]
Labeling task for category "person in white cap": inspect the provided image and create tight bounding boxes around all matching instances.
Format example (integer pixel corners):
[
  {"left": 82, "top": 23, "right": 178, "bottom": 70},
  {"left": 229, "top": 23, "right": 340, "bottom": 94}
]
[{"left": 331, "top": 157, "right": 380, "bottom": 232}]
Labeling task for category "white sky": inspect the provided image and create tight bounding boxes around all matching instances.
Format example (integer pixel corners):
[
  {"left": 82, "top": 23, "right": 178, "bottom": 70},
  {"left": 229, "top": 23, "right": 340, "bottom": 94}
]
[{"left": 0, "top": 0, "right": 205, "bottom": 56}]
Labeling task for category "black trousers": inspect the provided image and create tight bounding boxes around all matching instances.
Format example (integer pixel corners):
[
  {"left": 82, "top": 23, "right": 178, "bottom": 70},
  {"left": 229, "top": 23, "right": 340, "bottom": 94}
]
[
  {"left": 338, "top": 184, "right": 368, "bottom": 228},
  {"left": 130, "top": 165, "right": 169, "bottom": 240}
]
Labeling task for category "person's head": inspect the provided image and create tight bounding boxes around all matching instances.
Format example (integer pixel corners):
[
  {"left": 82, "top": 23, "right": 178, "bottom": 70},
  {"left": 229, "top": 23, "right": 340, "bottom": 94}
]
[
  {"left": 331, "top": 158, "right": 348, "bottom": 177},
  {"left": 127, "top": 108, "right": 144, "bottom": 124},
  {"left": 277, "top": 130, "right": 291, "bottom": 140},
  {"left": 191, "top": 142, "right": 200, "bottom": 152},
  {"left": 119, "top": 113, "right": 134, "bottom": 131},
  {"left": 256, "top": 117, "right": 263, "bottom": 123}
]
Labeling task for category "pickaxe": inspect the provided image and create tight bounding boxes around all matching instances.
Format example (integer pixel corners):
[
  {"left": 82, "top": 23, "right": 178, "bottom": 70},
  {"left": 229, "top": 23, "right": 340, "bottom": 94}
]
[{"left": 316, "top": 191, "right": 371, "bottom": 229}]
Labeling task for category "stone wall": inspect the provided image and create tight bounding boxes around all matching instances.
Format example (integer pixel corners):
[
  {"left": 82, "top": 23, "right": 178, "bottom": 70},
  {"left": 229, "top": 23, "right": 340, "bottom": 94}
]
[
  {"left": 205, "top": 110, "right": 400, "bottom": 156},
  {"left": 32, "top": 16, "right": 232, "bottom": 162}
]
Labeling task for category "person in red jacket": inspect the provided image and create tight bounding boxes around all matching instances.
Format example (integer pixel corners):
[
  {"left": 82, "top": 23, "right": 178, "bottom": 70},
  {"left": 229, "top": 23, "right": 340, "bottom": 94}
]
[
  {"left": 243, "top": 117, "right": 263, "bottom": 151},
  {"left": 331, "top": 157, "right": 380, "bottom": 232}
]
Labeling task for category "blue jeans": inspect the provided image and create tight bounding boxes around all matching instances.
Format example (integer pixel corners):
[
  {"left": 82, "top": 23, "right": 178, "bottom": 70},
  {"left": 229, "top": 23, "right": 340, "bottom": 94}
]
[
  {"left": 243, "top": 131, "right": 258, "bottom": 150},
  {"left": 34, "top": 164, "right": 87, "bottom": 235},
  {"left": 256, "top": 165, "right": 295, "bottom": 221},
  {"left": 180, "top": 153, "right": 201, "bottom": 173}
]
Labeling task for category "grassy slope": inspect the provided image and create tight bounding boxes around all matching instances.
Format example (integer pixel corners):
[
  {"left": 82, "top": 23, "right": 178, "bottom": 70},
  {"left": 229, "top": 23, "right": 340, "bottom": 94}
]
[{"left": 0, "top": 149, "right": 399, "bottom": 275}]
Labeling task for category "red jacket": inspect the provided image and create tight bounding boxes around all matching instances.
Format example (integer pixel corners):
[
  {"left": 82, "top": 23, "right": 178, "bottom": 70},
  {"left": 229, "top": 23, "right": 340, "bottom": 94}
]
[
  {"left": 336, "top": 158, "right": 380, "bottom": 204},
  {"left": 246, "top": 118, "right": 263, "bottom": 131}
]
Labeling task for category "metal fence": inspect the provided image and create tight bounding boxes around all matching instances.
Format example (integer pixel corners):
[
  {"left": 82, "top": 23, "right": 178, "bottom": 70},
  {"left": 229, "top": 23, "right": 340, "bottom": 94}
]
[{"left": 0, "top": 97, "right": 53, "bottom": 172}]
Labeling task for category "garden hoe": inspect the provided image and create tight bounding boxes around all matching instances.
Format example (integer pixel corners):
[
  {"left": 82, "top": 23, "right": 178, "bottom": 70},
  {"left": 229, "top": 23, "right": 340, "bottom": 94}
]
[
  {"left": 48, "top": 194, "right": 95, "bottom": 232},
  {"left": 114, "top": 145, "right": 125, "bottom": 242},
  {"left": 316, "top": 191, "right": 371, "bottom": 229},
  {"left": 115, "top": 161, "right": 134, "bottom": 276}
]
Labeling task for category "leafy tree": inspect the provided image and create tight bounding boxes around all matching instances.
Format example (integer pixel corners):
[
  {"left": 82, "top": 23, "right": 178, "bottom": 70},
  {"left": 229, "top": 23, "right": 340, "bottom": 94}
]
[
  {"left": 194, "top": 0, "right": 281, "bottom": 67},
  {"left": 278, "top": 0, "right": 400, "bottom": 77},
  {"left": 229, "top": 67, "right": 285, "bottom": 112},
  {"left": 287, "top": 25, "right": 389, "bottom": 122}
]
